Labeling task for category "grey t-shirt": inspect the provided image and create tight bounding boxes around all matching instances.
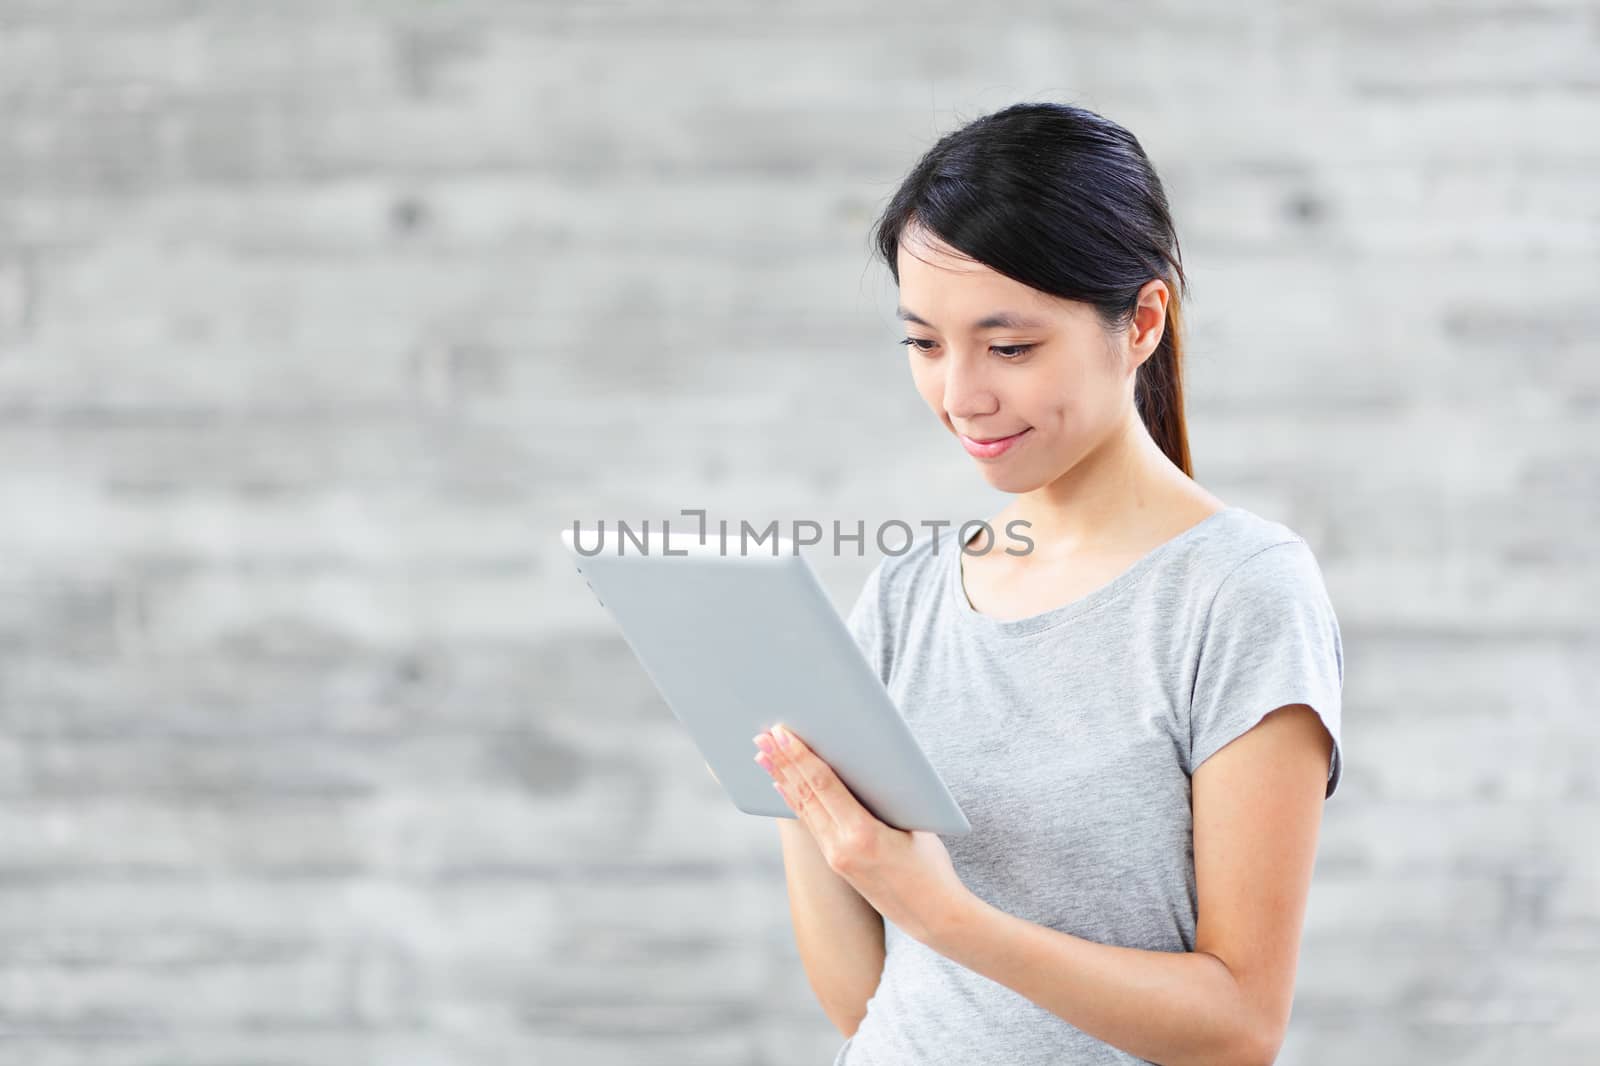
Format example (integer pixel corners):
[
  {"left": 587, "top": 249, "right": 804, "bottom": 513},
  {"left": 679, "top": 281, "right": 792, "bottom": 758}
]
[{"left": 832, "top": 505, "right": 1344, "bottom": 1065}]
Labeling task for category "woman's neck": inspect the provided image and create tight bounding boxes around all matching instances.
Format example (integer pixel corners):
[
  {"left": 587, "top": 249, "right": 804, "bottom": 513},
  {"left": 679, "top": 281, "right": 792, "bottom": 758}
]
[{"left": 991, "top": 412, "right": 1215, "bottom": 559}]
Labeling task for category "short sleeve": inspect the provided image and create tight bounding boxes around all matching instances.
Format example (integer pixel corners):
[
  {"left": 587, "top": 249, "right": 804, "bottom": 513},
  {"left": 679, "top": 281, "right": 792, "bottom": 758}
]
[
  {"left": 1189, "top": 539, "right": 1345, "bottom": 799},
  {"left": 845, "top": 557, "right": 891, "bottom": 688}
]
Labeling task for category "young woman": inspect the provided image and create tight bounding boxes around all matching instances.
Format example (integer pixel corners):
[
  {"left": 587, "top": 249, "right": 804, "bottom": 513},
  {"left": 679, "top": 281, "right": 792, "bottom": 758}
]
[{"left": 750, "top": 102, "right": 1344, "bottom": 1065}]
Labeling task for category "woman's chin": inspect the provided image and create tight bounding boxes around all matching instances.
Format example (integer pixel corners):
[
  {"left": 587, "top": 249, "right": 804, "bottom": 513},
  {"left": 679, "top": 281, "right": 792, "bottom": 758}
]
[{"left": 974, "top": 462, "right": 1044, "bottom": 494}]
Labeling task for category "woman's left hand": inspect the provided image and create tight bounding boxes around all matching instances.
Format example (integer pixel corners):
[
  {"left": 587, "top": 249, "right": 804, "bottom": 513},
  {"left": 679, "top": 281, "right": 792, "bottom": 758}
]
[{"left": 754, "top": 723, "right": 973, "bottom": 947}]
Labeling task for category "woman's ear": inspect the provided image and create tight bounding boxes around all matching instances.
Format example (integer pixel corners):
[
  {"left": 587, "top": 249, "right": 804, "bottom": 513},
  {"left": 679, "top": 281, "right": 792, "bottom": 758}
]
[{"left": 1125, "top": 279, "right": 1170, "bottom": 372}]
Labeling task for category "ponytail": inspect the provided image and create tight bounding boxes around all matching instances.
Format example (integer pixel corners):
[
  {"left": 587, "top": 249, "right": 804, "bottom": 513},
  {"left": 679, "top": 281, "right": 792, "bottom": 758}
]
[{"left": 1136, "top": 283, "right": 1192, "bottom": 478}]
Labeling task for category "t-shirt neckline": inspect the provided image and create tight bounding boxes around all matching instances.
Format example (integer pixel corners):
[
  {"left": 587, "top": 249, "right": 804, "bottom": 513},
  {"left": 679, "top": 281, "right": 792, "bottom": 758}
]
[{"left": 947, "top": 506, "right": 1244, "bottom": 638}]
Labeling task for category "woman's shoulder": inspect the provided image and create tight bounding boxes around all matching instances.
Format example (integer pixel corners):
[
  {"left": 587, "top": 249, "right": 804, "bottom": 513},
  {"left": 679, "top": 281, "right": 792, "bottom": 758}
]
[
  {"left": 859, "top": 507, "right": 1331, "bottom": 619},
  {"left": 1176, "top": 505, "right": 1335, "bottom": 610},
  {"left": 1196, "top": 504, "right": 1316, "bottom": 560},
  {"left": 859, "top": 525, "right": 960, "bottom": 610}
]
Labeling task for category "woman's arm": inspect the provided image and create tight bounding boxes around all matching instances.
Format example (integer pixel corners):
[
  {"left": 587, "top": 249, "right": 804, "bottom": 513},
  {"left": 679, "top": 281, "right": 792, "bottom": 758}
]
[
  {"left": 921, "top": 704, "right": 1333, "bottom": 1066},
  {"left": 705, "top": 756, "right": 885, "bottom": 1035},
  {"left": 776, "top": 817, "right": 886, "bottom": 1036},
  {"left": 707, "top": 757, "right": 885, "bottom": 1034}
]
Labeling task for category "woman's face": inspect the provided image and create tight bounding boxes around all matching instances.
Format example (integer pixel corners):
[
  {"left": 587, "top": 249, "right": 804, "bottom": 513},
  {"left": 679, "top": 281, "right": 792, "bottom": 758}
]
[{"left": 896, "top": 228, "right": 1164, "bottom": 494}]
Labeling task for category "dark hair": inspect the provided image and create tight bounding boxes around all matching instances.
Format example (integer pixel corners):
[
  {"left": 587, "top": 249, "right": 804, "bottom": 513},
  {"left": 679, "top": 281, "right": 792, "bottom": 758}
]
[{"left": 870, "top": 101, "right": 1193, "bottom": 477}]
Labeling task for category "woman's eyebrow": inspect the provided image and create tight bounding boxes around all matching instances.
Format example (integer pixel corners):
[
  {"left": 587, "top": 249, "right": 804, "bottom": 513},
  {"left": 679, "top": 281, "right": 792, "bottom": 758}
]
[{"left": 896, "top": 307, "right": 1049, "bottom": 331}]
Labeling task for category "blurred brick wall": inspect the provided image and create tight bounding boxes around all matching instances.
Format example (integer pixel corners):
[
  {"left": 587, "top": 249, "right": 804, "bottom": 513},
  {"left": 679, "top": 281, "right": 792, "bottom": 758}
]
[{"left": 1, "top": 3, "right": 1596, "bottom": 1064}]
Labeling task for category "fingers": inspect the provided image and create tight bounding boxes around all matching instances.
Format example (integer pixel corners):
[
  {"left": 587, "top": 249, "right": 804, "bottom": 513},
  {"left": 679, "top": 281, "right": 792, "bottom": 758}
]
[
  {"left": 755, "top": 724, "right": 846, "bottom": 832},
  {"left": 753, "top": 731, "right": 807, "bottom": 822}
]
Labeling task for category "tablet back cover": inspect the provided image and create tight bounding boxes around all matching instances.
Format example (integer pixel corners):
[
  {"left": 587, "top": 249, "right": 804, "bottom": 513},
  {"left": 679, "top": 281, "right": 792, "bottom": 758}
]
[{"left": 561, "top": 525, "right": 970, "bottom": 835}]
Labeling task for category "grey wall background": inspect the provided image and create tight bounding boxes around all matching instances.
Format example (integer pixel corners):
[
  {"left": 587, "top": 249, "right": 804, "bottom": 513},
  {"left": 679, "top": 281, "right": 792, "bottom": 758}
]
[{"left": 2, "top": 2, "right": 1597, "bottom": 1064}]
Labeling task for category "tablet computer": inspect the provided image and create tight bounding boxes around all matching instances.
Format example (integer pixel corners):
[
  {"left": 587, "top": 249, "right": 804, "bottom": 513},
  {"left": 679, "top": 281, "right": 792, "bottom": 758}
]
[{"left": 559, "top": 524, "right": 971, "bottom": 836}]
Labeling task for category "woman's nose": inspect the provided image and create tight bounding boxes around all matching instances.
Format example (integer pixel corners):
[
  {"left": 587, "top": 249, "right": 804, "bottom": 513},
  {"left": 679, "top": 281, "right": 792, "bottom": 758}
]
[{"left": 943, "top": 356, "right": 998, "bottom": 420}]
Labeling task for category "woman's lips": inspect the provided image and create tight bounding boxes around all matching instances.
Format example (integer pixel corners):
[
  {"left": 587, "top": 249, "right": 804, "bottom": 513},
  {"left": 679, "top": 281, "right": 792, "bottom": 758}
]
[{"left": 958, "top": 427, "right": 1031, "bottom": 459}]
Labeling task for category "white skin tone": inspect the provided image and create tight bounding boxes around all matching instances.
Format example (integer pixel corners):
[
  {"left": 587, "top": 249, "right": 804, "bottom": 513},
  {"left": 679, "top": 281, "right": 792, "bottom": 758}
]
[{"left": 752, "top": 223, "right": 1229, "bottom": 945}]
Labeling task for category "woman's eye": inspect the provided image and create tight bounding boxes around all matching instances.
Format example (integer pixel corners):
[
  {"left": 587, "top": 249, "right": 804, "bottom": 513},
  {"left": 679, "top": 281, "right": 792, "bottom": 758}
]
[{"left": 898, "top": 338, "right": 1034, "bottom": 359}]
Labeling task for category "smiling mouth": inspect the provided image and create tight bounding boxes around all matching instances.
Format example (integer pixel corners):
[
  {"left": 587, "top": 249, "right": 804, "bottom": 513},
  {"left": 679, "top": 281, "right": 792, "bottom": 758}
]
[{"left": 963, "top": 430, "right": 1028, "bottom": 444}]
